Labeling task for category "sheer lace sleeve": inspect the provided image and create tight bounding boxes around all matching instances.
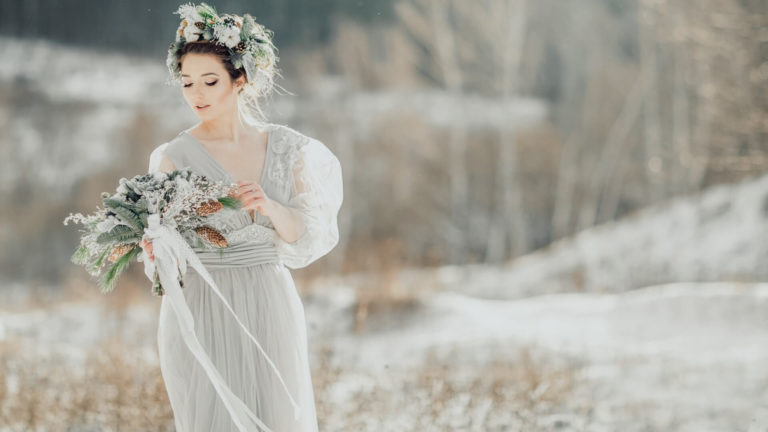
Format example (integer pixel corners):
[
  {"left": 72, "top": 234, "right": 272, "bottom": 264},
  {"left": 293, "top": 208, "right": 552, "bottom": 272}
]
[{"left": 274, "top": 137, "right": 343, "bottom": 269}]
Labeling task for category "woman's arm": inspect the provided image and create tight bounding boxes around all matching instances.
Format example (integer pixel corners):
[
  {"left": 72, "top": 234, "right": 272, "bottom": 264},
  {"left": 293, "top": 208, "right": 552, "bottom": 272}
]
[{"left": 267, "top": 201, "right": 305, "bottom": 244}]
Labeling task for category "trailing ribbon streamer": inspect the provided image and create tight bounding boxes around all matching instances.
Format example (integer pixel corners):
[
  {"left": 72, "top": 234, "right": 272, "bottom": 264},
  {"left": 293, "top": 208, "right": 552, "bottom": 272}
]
[{"left": 141, "top": 213, "right": 301, "bottom": 432}]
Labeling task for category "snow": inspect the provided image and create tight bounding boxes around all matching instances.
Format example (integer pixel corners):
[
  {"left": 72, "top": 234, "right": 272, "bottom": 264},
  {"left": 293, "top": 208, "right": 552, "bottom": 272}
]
[
  {"left": 6, "top": 278, "right": 762, "bottom": 429},
  {"left": 450, "top": 171, "right": 768, "bottom": 299}
]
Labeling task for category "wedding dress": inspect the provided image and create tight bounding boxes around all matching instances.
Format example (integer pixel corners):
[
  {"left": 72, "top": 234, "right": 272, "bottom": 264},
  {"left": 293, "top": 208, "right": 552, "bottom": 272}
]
[{"left": 146, "top": 123, "right": 343, "bottom": 432}]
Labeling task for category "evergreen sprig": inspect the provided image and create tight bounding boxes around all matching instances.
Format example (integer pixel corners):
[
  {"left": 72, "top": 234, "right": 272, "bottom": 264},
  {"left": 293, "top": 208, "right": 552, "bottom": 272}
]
[
  {"left": 63, "top": 168, "right": 240, "bottom": 297},
  {"left": 100, "top": 246, "right": 141, "bottom": 294}
]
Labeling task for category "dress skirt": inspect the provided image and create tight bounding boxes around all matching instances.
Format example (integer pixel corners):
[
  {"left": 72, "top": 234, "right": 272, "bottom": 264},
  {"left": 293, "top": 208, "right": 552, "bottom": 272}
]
[{"left": 157, "top": 261, "right": 319, "bottom": 432}]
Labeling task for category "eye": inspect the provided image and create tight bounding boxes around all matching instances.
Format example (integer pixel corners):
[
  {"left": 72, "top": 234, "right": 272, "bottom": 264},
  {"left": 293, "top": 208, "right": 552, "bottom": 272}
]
[
  {"left": 205, "top": 80, "right": 218, "bottom": 86},
  {"left": 183, "top": 83, "right": 192, "bottom": 88}
]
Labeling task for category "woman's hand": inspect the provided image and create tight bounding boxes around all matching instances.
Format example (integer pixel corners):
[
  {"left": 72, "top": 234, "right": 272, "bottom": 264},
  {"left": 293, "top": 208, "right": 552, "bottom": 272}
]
[
  {"left": 140, "top": 238, "right": 154, "bottom": 262},
  {"left": 234, "top": 180, "right": 276, "bottom": 219}
]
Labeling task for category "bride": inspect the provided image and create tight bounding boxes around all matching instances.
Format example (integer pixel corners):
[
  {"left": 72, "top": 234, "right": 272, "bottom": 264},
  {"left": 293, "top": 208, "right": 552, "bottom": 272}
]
[{"left": 141, "top": 3, "right": 343, "bottom": 431}]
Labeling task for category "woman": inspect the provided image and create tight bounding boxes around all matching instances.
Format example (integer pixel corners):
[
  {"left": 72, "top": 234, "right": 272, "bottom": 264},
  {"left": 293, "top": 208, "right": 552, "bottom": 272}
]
[{"left": 142, "top": 3, "right": 342, "bottom": 431}]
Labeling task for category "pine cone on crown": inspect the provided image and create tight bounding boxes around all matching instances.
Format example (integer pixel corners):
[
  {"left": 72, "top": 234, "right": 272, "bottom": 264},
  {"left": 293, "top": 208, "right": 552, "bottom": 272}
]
[{"left": 234, "top": 41, "right": 248, "bottom": 54}]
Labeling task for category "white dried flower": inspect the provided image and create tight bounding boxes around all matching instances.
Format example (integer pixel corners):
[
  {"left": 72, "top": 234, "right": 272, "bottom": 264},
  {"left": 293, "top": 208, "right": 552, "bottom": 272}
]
[
  {"left": 96, "top": 216, "right": 119, "bottom": 232},
  {"left": 177, "top": 4, "right": 203, "bottom": 24},
  {"left": 183, "top": 24, "right": 200, "bottom": 41},
  {"left": 214, "top": 24, "right": 241, "bottom": 48}
]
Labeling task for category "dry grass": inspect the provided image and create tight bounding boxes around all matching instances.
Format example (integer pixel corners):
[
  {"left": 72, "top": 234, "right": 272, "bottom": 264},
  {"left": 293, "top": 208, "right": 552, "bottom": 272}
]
[
  {"left": 0, "top": 323, "right": 585, "bottom": 431},
  {"left": 0, "top": 335, "right": 174, "bottom": 431},
  {"left": 311, "top": 343, "right": 586, "bottom": 432},
  {"left": 0, "top": 270, "right": 586, "bottom": 431},
  {"left": 348, "top": 237, "right": 442, "bottom": 334}
]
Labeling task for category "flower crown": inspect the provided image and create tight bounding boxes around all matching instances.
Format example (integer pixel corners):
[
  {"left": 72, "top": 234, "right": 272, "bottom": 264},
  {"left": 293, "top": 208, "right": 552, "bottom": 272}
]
[{"left": 166, "top": 2, "right": 279, "bottom": 98}]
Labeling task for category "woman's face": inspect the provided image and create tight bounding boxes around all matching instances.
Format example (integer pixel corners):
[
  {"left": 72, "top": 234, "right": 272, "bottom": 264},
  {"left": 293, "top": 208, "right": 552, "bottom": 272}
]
[{"left": 179, "top": 53, "right": 244, "bottom": 120}]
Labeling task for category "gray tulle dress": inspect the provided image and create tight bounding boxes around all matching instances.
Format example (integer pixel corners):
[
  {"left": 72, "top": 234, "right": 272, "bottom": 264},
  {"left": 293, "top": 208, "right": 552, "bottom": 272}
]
[{"left": 146, "top": 123, "right": 343, "bottom": 432}]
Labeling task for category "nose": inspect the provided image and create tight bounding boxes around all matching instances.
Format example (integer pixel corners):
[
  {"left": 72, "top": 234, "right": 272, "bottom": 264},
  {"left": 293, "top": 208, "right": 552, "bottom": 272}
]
[
  {"left": 190, "top": 84, "right": 205, "bottom": 98},
  {"left": 192, "top": 91, "right": 206, "bottom": 105}
]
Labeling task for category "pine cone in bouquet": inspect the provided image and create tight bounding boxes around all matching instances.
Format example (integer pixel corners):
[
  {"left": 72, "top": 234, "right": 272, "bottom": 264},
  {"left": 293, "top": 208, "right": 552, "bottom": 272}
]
[
  {"left": 195, "top": 199, "right": 224, "bottom": 216},
  {"left": 195, "top": 225, "right": 229, "bottom": 248},
  {"left": 108, "top": 243, "right": 136, "bottom": 263}
]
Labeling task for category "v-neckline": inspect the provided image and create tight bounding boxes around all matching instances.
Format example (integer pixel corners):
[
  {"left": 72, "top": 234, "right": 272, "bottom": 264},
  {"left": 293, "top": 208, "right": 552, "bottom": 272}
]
[{"left": 183, "top": 126, "right": 274, "bottom": 185}]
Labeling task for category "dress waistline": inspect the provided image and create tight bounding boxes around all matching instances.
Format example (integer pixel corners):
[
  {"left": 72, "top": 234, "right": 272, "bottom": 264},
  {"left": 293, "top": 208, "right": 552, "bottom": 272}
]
[{"left": 190, "top": 223, "right": 281, "bottom": 269}]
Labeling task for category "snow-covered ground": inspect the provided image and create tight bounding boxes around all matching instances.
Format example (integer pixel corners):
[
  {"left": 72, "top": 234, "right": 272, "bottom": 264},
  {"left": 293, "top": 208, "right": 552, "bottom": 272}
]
[
  {"left": 1, "top": 280, "right": 765, "bottom": 431},
  {"left": 445, "top": 171, "right": 768, "bottom": 300}
]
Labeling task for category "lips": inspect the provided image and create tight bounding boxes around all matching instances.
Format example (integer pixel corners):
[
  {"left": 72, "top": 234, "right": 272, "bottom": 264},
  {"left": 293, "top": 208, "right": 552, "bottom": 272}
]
[{"left": 195, "top": 104, "right": 210, "bottom": 110}]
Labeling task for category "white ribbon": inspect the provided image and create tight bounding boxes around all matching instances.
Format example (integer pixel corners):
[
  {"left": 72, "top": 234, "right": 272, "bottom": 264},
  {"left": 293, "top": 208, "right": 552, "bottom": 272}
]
[{"left": 141, "top": 214, "right": 301, "bottom": 432}]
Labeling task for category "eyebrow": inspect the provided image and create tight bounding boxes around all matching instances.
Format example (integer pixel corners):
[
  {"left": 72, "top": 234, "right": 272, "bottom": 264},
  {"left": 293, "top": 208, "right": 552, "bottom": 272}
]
[{"left": 181, "top": 72, "right": 220, "bottom": 78}]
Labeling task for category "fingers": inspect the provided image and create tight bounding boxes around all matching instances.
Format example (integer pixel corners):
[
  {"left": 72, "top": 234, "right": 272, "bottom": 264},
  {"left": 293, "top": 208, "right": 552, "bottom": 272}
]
[
  {"left": 233, "top": 181, "right": 263, "bottom": 199},
  {"left": 236, "top": 185, "right": 265, "bottom": 202},
  {"left": 235, "top": 182, "right": 269, "bottom": 216},
  {"left": 141, "top": 239, "right": 155, "bottom": 262},
  {"left": 235, "top": 180, "right": 258, "bottom": 194}
]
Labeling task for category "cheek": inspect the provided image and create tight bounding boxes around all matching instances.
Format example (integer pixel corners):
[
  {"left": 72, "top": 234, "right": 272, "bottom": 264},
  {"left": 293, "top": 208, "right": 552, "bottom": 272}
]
[{"left": 213, "top": 85, "right": 235, "bottom": 104}]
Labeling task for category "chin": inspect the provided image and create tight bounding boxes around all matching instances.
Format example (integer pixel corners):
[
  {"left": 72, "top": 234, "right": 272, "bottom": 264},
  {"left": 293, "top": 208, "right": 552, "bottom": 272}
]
[{"left": 194, "top": 108, "right": 215, "bottom": 118}]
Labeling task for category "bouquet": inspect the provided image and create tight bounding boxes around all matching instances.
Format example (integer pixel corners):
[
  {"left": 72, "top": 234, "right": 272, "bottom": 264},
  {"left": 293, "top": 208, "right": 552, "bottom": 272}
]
[{"left": 63, "top": 169, "right": 241, "bottom": 296}]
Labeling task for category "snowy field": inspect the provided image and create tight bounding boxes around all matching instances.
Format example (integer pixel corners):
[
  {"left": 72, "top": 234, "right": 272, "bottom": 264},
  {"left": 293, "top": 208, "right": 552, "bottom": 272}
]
[{"left": 1, "top": 280, "right": 766, "bottom": 431}]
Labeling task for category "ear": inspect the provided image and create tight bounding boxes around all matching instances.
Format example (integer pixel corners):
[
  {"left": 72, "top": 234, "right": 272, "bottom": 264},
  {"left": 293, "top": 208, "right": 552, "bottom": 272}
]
[{"left": 235, "top": 76, "right": 247, "bottom": 93}]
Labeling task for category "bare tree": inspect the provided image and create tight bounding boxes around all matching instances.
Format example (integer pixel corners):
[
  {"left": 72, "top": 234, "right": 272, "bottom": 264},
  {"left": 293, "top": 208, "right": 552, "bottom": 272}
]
[{"left": 486, "top": 0, "right": 529, "bottom": 263}]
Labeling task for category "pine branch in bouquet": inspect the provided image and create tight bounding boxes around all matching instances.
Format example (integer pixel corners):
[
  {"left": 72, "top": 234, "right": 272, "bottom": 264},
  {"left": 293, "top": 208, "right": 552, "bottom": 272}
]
[
  {"left": 63, "top": 168, "right": 242, "bottom": 296},
  {"left": 100, "top": 246, "right": 141, "bottom": 294}
]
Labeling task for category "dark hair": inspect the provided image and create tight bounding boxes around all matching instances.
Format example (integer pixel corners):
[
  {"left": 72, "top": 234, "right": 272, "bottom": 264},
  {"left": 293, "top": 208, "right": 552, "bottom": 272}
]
[{"left": 177, "top": 41, "right": 246, "bottom": 86}]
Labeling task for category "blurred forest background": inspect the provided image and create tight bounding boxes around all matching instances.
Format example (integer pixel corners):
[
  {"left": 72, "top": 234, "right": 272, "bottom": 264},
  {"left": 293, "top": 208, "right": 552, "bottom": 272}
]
[
  {"left": 1, "top": 0, "right": 766, "bottom": 285},
  {"left": 0, "top": 0, "right": 767, "bottom": 430},
  {"left": 0, "top": 0, "right": 766, "bottom": 283}
]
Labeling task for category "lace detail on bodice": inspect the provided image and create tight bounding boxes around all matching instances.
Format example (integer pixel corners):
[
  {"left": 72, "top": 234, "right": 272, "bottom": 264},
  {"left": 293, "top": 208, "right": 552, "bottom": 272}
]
[
  {"left": 224, "top": 223, "right": 277, "bottom": 245},
  {"left": 178, "top": 206, "right": 274, "bottom": 250}
]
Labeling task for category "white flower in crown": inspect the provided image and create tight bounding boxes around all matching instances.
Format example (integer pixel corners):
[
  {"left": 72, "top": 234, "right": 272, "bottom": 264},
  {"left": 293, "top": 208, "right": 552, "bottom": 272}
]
[
  {"left": 213, "top": 23, "right": 241, "bottom": 48},
  {"left": 177, "top": 4, "right": 204, "bottom": 24},
  {"left": 183, "top": 23, "right": 200, "bottom": 41}
]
